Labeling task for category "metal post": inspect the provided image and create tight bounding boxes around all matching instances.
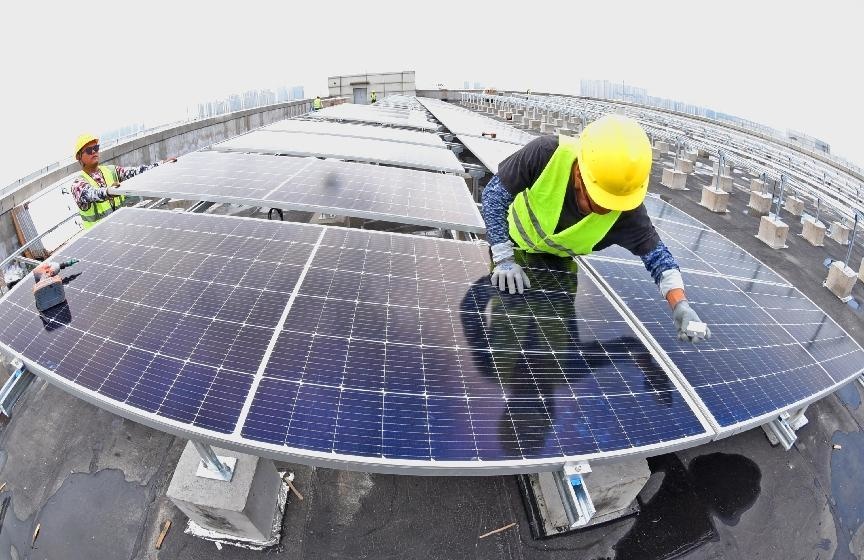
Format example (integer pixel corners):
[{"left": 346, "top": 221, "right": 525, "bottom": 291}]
[
  {"left": 773, "top": 174, "right": 786, "bottom": 219},
  {"left": 814, "top": 198, "right": 821, "bottom": 224},
  {"left": 192, "top": 440, "right": 235, "bottom": 481},
  {"left": 844, "top": 213, "right": 859, "bottom": 269}
]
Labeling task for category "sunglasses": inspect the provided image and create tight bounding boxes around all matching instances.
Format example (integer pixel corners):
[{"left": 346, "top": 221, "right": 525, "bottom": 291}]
[{"left": 82, "top": 144, "right": 100, "bottom": 155}]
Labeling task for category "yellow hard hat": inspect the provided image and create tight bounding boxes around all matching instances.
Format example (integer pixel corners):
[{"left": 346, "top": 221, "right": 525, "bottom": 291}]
[
  {"left": 74, "top": 133, "right": 98, "bottom": 158},
  {"left": 577, "top": 115, "right": 652, "bottom": 211}
]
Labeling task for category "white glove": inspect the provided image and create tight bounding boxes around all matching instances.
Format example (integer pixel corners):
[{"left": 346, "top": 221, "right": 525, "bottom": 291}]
[
  {"left": 491, "top": 259, "right": 530, "bottom": 294},
  {"left": 672, "top": 300, "right": 711, "bottom": 343}
]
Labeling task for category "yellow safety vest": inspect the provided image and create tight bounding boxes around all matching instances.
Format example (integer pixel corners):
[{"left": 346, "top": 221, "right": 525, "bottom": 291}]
[
  {"left": 313, "top": 98, "right": 322, "bottom": 109},
  {"left": 79, "top": 165, "right": 126, "bottom": 229},
  {"left": 507, "top": 135, "right": 620, "bottom": 257}
]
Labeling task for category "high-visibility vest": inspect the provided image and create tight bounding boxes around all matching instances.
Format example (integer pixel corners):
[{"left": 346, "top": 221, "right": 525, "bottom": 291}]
[
  {"left": 507, "top": 135, "right": 620, "bottom": 257},
  {"left": 313, "top": 98, "right": 322, "bottom": 109},
  {"left": 78, "top": 165, "right": 126, "bottom": 229},
  {"left": 370, "top": 92, "right": 377, "bottom": 102}
]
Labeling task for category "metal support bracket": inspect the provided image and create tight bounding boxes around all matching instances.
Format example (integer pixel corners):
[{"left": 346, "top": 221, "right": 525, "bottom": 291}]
[
  {"left": 553, "top": 461, "right": 595, "bottom": 529},
  {"left": 762, "top": 407, "right": 808, "bottom": 450},
  {"left": 0, "top": 359, "right": 36, "bottom": 417},
  {"left": 192, "top": 440, "right": 236, "bottom": 482}
]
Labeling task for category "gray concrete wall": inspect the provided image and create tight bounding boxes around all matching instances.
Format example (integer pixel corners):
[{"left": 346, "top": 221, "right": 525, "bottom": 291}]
[{"left": 0, "top": 97, "right": 344, "bottom": 264}]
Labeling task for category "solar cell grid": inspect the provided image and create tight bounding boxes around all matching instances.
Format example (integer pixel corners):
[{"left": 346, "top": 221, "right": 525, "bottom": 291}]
[
  {"left": 119, "top": 152, "right": 484, "bottom": 233},
  {"left": 212, "top": 130, "right": 464, "bottom": 173},
  {"left": 263, "top": 119, "right": 447, "bottom": 148},
  {"left": 585, "top": 258, "right": 864, "bottom": 429},
  {"left": 241, "top": 230, "right": 708, "bottom": 461}
]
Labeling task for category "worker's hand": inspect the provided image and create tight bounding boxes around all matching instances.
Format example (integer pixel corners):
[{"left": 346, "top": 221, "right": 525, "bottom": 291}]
[
  {"left": 491, "top": 259, "right": 530, "bottom": 295},
  {"left": 672, "top": 300, "right": 711, "bottom": 343},
  {"left": 106, "top": 186, "right": 122, "bottom": 197}
]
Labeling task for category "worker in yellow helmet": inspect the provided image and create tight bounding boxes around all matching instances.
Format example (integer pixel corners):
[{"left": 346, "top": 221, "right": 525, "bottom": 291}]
[
  {"left": 370, "top": 91, "right": 377, "bottom": 104},
  {"left": 481, "top": 114, "right": 710, "bottom": 343},
  {"left": 71, "top": 134, "right": 176, "bottom": 228}
]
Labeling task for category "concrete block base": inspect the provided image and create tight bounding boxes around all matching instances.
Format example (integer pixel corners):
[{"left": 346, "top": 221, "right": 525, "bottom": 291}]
[
  {"left": 557, "top": 127, "right": 574, "bottom": 136},
  {"left": 529, "top": 119, "right": 541, "bottom": 130},
  {"left": 661, "top": 168, "right": 688, "bottom": 190},
  {"left": 712, "top": 175, "right": 734, "bottom": 193},
  {"left": 655, "top": 140, "right": 670, "bottom": 153},
  {"left": 801, "top": 218, "right": 826, "bottom": 246},
  {"left": 748, "top": 191, "right": 773, "bottom": 215},
  {"left": 527, "top": 459, "right": 648, "bottom": 536},
  {"left": 167, "top": 442, "right": 283, "bottom": 544},
  {"left": 652, "top": 147, "right": 662, "bottom": 160},
  {"left": 828, "top": 222, "right": 852, "bottom": 245},
  {"left": 540, "top": 122, "right": 556, "bottom": 133},
  {"left": 675, "top": 159, "right": 695, "bottom": 174},
  {"left": 682, "top": 150, "right": 698, "bottom": 162},
  {"left": 750, "top": 179, "right": 765, "bottom": 193},
  {"left": 784, "top": 196, "right": 805, "bottom": 216},
  {"left": 756, "top": 215, "right": 789, "bottom": 249},
  {"left": 700, "top": 186, "right": 729, "bottom": 213},
  {"left": 824, "top": 261, "right": 857, "bottom": 301}
]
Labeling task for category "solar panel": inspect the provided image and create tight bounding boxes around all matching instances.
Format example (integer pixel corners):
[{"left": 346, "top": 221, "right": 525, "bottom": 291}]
[
  {"left": 594, "top": 196, "right": 787, "bottom": 285},
  {"left": 418, "top": 97, "right": 538, "bottom": 146},
  {"left": 212, "top": 130, "right": 464, "bottom": 174},
  {"left": 117, "top": 151, "right": 485, "bottom": 233},
  {"left": 584, "top": 198, "right": 864, "bottom": 433},
  {"left": 313, "top": 104, "right": 438, "bottom": 131},
  {"left": 0, "top": 209, "right": 711, "bottom": 473},
  {"left": 457, "top": 136, "right": 522, "bottom": 174},
  {"left": 262, "top": 119, "right": 447, "bottom": 148},
  {"left": 240, "top": 233, "right": 710, "bottom": 462}
]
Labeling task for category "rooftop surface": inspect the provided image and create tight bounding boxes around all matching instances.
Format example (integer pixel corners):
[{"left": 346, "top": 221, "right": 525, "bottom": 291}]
[{"left": 0, "top": 131, "right": 862, "bottom": 558}]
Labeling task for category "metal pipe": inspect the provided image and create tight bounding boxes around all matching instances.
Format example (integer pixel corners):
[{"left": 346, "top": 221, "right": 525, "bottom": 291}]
[
  {"left": 844, "top": 213, "right": 859, "bottom": 268},
  {"left": 814, "top": 198, "right": 821, "bottom": 224},
  {"left": 192, "top": 440, "right": 232, "bottom": 478},
  {"left": 774, "top": 174, "right": 787, "bottom": 218}
]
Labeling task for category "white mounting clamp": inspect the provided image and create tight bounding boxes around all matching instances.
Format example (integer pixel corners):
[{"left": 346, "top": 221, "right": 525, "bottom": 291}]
[
  {"left": 554, "top": 461, "right": 595, "bottom": 528},
  {"left": 762, "top": 407, "right": 809, "bottom": 450}
]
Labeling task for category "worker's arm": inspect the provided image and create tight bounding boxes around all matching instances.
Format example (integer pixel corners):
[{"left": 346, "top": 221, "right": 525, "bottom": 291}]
[
  {"left": 641, "top": 242, "right": 711, "bottom": 343},
  {"left": 480, "top": 137, "right": 557, "bottom": 295},
  {"left": 481, "top": 176, "right": 530, "bottom": 294},
  {"left": 115, "top": 158, "right": 176, "bottom": 183}
]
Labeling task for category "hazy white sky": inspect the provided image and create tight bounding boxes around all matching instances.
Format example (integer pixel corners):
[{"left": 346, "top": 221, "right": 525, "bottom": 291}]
[{"left": 2, "top": 0, "right": 861, "bottom": 188}]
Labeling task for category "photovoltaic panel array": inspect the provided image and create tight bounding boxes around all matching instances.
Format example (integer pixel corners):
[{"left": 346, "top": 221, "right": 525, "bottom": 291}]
[
  {"left": 212, "top": 130, "right": 464, "bottom": 174},
  {"left": 312, "top": 104, "right": 438, "bottom": 131},
  {"left": 0, "top": 209, "right": 710, "bottom": 472},
  {"left": 418, "top": 97, "right": 537, "bottom": 146},
  {"left": 457, "top": 135, "right": 522, "bottom": 174},
  {"left": 241, "top": 236, "right": 709, "bottom": 462},
  {"left": 593, "top": 196, "right": 787, "bottom": 285},
  {"left": 585, "top": 197, "right": 864, "bottom": 431},
  {"left": 262, "top": 119, "right": 447, "bottom": 148},
  {"left": 117, "top": 151, "right": 485, "bottom": 233}
]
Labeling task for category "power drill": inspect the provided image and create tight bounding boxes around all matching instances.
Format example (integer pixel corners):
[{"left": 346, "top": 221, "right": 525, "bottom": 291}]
[{"left": 32, "top": 259, "right": 79, "bottom": 312}]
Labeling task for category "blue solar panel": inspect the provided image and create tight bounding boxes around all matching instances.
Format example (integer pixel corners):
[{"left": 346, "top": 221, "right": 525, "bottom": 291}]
[
  {"left": 241, "top": 229, "right": 708, "bottom": 461},
  {"left": 585, "top": 258, "right": 864, "bottom": 429},
  {"left": 594, "top": 197, "right": 787, "bottom": 284},
  {"left": 0, "top": 209, "right": 322, "bottom": 434}
]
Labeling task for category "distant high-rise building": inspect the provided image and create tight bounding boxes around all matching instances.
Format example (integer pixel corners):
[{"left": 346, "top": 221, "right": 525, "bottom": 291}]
[
  {"left": 277, "top": 86, "right": 290, "bottom": 103},
  {"left": 473, "top": 82, "right": 483, "bottom": 90},
  {"left": 291, "top": 86, "right": 304, "bottom": 100},
  {"left": 464, "top": 81, "right": 470, "bottom": 89}
]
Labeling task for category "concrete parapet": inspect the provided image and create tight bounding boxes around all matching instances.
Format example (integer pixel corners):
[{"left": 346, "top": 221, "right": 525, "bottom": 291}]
[
  {"left": 801, "top": 218, "right": 826, "bottom": 246},
  {"left": 748, "top": 191, "right": 773, "bottom": 215},
  {"left": 756, "top": 215, "right": 789, "bottom": 249},
  {"left": 784, "top": 196, "right": 805, "bottom": 216},
  {"left": 700, "top": 186, "right": 729, "bottom": 213},
  {"left": 675, "top": 159, "right": 695, "bottom": 174},
  {"left": 712, "top": 175, "right": 734, "bottom": 193},
  {"left": 167, "top": 442, "right": 283, "bottom": 543},
  {"left": 750, "top": 178, "right": 765, "bottom": 193},
  {"left": 661, "top": 168, "right": 688, "bottom": 190},
  {"left": 824, "top": 261, "right": 857, "bottom": 300},
  {"left": 828, "top": 221, "right": 852, "bottom": 245}
]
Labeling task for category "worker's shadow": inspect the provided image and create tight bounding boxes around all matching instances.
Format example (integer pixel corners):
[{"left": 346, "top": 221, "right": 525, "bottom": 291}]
[{"left": 459, "top": 252, "right": 675, "bottom": 457}]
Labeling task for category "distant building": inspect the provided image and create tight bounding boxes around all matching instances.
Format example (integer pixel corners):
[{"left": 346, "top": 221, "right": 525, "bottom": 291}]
[
  {"left": 473, "top": 82, "right": 483, "bottom": 90},
  {"left": 291, "top": 86, "right": 304, "bottom": 100},
  {"left": 787, "top": 130, "right": 831, "bottom": 155},
  {"left": 328, "top": 71, "right": 416, "bottom": 104},
  {"left": 464, "top": 81, "right": 470, "bottom": 89}
]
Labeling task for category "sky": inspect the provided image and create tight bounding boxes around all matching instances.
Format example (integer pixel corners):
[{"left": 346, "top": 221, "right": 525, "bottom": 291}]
[{"left": 1, "top": 0, "right": 861, "bottom": 188}]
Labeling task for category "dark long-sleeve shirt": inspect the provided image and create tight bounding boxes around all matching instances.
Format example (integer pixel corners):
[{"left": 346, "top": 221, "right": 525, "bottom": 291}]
[{"left": 481, "top": 135, "right": 679, "bottom": 285}]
